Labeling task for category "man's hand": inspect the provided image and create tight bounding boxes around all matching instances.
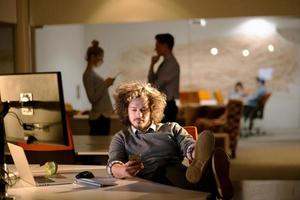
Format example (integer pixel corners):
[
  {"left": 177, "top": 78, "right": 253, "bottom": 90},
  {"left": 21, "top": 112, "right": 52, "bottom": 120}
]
[
  {"left": 123, "top": 160, "right": 144, "bottom": 177},
  {"left": 150, "top": 55, "right": 160, "bottom": 67},
  {"left": 111, "top": 160, "right": 144, "bottom": 179}
]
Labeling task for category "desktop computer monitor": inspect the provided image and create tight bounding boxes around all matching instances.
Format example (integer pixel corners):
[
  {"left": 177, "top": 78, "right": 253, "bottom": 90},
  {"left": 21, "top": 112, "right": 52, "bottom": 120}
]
[
  {"left": 0, "top": 72, "right": 69, "bottom": 146},
  {"left": 0, "top": 72, "right": 75, "bottom": 165}
]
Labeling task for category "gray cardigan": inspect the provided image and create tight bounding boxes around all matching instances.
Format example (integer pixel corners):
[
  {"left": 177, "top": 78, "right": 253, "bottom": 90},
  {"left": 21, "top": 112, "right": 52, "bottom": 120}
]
[
  {"left": 107, "top": 122, "right": 195, "bottom": 180},
  {"left": 83, "top": 68, "right": 113, "bottom": 120}
]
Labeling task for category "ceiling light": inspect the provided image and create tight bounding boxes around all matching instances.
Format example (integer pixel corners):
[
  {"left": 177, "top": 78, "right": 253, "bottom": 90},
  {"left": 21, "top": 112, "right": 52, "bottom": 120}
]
[
  {"left": 200, "top": 19, "right": 206, "bottom": 27},
  {"left": 191, "top": 18, "right": 207, "bottom": 27},
  {"left": 268, "top": 44, "right": 275, "bottom": 52},
  {"left": 242, "top": 49, "right": 250, "bottom": 57},
  {"left": 236, "top": 18, "right": 275, "bottom": 37},
  {"left": 210, "top": 47, "right": 218, "bottom": 55}
]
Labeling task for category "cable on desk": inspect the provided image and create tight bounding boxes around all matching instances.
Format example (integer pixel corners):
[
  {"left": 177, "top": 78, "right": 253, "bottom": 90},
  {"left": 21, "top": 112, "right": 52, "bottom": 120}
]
[{"left": 0, "top": 166, "right": 19, "bottom": 187}]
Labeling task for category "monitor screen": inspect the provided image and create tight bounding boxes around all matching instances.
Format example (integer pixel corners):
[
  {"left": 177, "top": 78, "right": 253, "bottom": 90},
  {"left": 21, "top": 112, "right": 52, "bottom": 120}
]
[{"left": 0, "top": 72, "right": 69, "bottom": 146}]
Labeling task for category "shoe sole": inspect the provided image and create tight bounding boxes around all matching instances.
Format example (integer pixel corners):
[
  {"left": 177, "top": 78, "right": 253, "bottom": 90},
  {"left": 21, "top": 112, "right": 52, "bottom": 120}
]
[
  {"left": 212, "top": 148, "right": 234, "bottom": 199},
  {"left": 186, "top": 130, "right": 215, "bottom": 183}
]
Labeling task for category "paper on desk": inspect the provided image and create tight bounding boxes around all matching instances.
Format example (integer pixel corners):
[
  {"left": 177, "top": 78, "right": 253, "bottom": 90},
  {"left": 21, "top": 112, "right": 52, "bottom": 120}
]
[{"left": 74, "top": 177, "right": 117, "bottom": 187}]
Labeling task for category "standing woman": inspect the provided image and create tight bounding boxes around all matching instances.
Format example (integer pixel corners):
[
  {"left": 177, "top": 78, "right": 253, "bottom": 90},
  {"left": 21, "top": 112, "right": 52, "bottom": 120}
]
[{"left": 83, "top": 40, "right": 115, "bottom": 135}]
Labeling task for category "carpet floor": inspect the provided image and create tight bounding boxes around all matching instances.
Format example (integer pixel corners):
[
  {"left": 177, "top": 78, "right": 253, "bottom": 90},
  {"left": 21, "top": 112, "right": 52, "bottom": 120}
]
[{"left": 230, "top": 128, "right": 300, "bottom": 181}]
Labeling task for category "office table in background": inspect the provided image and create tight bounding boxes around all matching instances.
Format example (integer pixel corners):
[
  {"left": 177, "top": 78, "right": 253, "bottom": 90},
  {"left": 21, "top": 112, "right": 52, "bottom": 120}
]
[
  {"left": 70, "top": 114, "right": 124, "bottom": 135},
  {"left": 73, "top": 135, "right": 112, "bottom": 156},
  {"left": 73, "top": 135, "right": 112, "bottom": 165}
]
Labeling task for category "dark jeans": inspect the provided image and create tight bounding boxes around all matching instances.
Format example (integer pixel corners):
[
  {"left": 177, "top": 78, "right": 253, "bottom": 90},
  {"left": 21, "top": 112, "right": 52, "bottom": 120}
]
[
  {"left": 243, "top": 105, "right": 255, "bottom": 129},
  {"left": 149, "top": 162, "right": 216, "bottom": 193},
  {"left": 88, "top": 115, "right": 110, "bottom": 135},
  {"left": 162, "top": 100, "right": 178, "bottom": 123},
  {"left": 243, "top": 105, "right": 255, "bottom": 120}
]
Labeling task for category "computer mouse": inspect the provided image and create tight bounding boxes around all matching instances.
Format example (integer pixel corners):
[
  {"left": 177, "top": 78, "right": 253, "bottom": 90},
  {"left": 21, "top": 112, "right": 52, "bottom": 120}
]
[{"left": 75, "top": 171, "right": 95, "bottom": 179}]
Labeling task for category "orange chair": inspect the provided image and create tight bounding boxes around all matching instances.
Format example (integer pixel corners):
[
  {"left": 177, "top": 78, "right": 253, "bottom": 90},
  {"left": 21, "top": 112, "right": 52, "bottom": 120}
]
[
  {"left": 183, "top": 126, "right": 198, "bottom": 165},
  {"left": 213, "top": 89, "right": 225, "bottom": 106},
  {"left": 184, "top": 126, "right": 198, "bottom": 140},
  {"left": 198, "top": 89, "right": 211, "bottom": 101},
  {"left": 179, "top": 91, "right": 200, "bottom": 105}
]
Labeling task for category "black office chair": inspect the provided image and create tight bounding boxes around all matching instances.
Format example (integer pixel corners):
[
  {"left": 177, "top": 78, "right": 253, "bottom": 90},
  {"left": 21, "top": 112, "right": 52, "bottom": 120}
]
[{"left": 247, "top": 92, "right": 271, "bottom": 136}]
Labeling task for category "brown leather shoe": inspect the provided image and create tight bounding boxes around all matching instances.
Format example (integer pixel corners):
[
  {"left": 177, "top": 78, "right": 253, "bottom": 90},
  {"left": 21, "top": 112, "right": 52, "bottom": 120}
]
[
  {"left": 212, "top": 148, "right": 234, "bottom": 200},
  {"left": 186, "top": 130, "right": 215, "bottom": 183}
]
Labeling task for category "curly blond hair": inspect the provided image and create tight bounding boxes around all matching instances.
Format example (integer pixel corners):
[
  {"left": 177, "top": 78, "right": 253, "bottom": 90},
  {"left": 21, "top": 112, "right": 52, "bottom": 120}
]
[{"left": 114, "top": 82, "right": 166, "bottom": 126}]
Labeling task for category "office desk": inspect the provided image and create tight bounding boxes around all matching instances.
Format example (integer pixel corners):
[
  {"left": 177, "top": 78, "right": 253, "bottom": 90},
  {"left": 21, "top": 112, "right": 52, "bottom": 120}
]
[
  {"left": 70, "top": 114, "right": 124, "bottom": 135},
  {"left": 177, "top": 104, "right": 225, "bottom": 126},
  {"left": 7, "top": 165, "right": 210, "bottom": 200}
]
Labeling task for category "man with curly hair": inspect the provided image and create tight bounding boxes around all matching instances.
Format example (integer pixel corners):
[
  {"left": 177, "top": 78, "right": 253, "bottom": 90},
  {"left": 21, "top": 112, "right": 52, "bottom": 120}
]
[{"left": 107, "top": 82, "right": 234, "bottom": 200}]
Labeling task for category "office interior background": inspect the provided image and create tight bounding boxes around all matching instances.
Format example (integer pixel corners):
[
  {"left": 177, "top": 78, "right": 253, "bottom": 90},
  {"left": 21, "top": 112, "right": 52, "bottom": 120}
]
[{"left": 0, "top": 0, "right": 300, "bottom": 131}]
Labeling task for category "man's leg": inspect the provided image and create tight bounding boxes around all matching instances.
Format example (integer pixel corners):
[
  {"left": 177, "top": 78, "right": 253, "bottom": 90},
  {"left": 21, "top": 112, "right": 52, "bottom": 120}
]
[
  {"left": 243, "top": 105, "right": 253, "bottom": 126},
  {"left": 186, "top": 130, "right": 215, "bottom": 183},
  {"left": 212, "top": 148, "right": 234, "bottom": 200},
  {"left": 164, "top": 163, "right": 198, "bottom": 190},
  {"left": 161, "top": 130, "right": 215, "bottom": 191},
  {"left": 186, "top": 130, "right": 234, "bottom": 199}
]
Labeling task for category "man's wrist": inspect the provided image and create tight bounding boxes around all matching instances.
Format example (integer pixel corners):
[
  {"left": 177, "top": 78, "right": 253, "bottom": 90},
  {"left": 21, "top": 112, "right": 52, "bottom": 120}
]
[{"left": 107, "top": 160, "right": 124, "bottom": 178}]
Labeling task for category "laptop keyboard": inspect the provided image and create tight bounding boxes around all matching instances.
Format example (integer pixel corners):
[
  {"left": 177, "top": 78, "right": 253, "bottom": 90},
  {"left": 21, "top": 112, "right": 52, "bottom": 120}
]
[{"left": 34, "top": 176, "right": 55, "bottom": 183}]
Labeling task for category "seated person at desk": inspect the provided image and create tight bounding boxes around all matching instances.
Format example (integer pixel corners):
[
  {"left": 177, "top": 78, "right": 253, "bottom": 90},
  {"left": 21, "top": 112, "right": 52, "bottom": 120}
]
[
  {"left": 228, "top": 81, "right": 246, "bottom": 100},
  {"left": 243, "top": 77, "right": 267, "bottom": 124},
  {"left": 107, "top": 82, "right": 234, "bottom": 200}
]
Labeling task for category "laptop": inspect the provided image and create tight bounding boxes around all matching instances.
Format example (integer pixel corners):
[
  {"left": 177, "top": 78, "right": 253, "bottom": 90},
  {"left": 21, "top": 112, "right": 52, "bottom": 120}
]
[{"left": 7, "top": 142, "right": 74, "bottom": 186}]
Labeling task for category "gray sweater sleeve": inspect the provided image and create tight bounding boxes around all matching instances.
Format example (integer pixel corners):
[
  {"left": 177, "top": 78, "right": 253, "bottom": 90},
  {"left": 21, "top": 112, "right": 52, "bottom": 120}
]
[
  {"left": 107, "top": 130, "right": 128, "bottom": 164},
  {"left": 169, "top": 123, "right": 195, "bottom": 156}
]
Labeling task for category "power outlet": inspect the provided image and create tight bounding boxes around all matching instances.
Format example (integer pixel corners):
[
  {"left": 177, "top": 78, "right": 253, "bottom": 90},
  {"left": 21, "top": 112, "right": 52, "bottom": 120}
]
[{"left": 20, "top": 93, "right": 33, "bottom": 115}]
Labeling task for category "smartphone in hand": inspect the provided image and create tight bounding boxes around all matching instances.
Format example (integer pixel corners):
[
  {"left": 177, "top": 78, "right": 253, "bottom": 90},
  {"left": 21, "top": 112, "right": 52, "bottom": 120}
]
[{"left": 128, "top": 154, "right": 141, "bottom": 163}]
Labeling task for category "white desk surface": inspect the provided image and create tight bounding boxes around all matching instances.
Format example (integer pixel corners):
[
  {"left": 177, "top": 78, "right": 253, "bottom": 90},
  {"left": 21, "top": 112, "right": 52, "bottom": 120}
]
[{"left": 7, "top": 165, "right": 210, "bottom": 200}]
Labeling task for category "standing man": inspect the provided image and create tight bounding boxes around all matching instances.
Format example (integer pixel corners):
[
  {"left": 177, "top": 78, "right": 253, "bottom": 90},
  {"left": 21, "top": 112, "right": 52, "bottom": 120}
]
[{"left": 148, "top": 33, "right": 180, "bottom": 122}]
